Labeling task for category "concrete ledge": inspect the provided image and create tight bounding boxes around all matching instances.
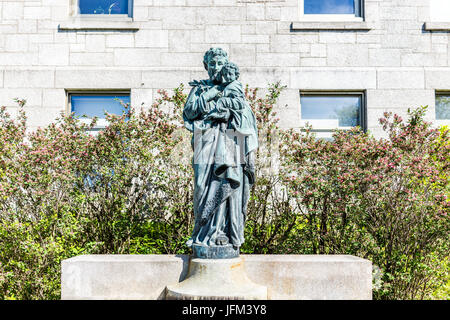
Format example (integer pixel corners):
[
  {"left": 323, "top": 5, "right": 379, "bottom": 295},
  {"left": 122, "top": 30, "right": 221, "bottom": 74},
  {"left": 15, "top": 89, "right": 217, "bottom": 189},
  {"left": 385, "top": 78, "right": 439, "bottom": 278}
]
[
  {"left": 291, "top": 21, "right": 373, "bottom": 31},
  {"left": 424, "top": 22, "right": 450, "bottom": 31},
  {"left": 58, "top": 20, "right": 140, "bottom": 31},
  {"left": 61, "top": 254, "right": 372, "bottom": 300}
]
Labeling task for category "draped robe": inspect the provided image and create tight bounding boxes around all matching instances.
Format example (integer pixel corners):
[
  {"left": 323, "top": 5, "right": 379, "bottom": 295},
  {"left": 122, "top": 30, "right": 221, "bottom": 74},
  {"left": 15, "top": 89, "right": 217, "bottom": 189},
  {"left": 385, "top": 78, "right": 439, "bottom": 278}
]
[{"left": 183, "top": 79, "right": 258, "bottom": 248}]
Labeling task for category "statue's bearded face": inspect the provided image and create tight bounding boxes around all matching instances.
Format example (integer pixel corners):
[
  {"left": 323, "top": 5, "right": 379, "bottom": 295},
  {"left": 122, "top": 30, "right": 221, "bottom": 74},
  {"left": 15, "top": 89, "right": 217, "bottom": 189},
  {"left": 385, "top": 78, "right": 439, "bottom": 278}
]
[{"left": 207, "top": 55, "right": 227, "bottom": 83}]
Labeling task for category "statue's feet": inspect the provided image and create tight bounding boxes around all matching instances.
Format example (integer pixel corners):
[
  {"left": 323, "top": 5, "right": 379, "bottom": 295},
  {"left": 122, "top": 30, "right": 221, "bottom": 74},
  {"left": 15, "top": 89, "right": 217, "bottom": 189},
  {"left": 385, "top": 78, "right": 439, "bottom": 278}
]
[{"left": 216, "top": 234, "right": 229, "bottom": 246}]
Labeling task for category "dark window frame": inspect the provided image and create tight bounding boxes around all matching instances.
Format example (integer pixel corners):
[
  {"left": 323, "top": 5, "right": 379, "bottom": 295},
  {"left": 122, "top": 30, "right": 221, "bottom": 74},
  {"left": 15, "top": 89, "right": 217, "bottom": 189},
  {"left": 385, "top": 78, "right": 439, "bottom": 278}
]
[
  {"left": 66, "top": 89, "right": 131, "bottom": 130},
  {"left": 299, "top": 90, "right": 367, "bottom": 134}
]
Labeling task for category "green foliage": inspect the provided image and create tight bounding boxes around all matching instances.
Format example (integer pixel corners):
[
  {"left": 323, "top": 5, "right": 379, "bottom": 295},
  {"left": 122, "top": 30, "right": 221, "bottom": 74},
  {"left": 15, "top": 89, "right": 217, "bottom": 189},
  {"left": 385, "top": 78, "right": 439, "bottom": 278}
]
[
  {"left": 0, "top": 84, "right": 448, "bottom": 300},
  {"left": 280, "top": 106, "right": 449, "bottom": 300},
  {"left": 0, "top": 87, "right": 193, "bottom": 299}
]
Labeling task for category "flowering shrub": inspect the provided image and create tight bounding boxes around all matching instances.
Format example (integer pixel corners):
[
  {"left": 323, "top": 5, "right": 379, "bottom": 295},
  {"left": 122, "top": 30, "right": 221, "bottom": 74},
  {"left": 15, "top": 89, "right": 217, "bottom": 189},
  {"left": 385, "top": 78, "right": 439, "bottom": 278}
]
[
  {"left": 0, "top": 84, "right": 448, "bottom": 300},
  {"left": 281, "top": 106, "right": 449, "bottom": 300},
  {"left": 0, "top": 87, "right": 193, "bottom": 299}
]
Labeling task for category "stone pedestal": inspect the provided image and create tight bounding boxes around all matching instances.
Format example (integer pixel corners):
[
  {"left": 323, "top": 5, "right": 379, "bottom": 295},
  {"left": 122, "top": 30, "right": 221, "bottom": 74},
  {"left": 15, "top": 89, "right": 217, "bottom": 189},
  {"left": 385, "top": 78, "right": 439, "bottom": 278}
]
[
  {"left": 165, "top": 257, "right": 267, "bottom": 300},
  {"left": 61, "top": 254, "right": 372, "bottom": 300}
]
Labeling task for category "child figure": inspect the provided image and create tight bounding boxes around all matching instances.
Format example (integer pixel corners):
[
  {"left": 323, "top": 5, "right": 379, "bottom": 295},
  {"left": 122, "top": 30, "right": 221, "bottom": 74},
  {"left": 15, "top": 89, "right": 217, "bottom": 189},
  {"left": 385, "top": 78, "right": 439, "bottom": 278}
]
[
  {"left": 219, "top": 62, "right": 244, "bottom": 103},
  {"left": 206, "top": 62, "right": 245, "bottom": 122}
]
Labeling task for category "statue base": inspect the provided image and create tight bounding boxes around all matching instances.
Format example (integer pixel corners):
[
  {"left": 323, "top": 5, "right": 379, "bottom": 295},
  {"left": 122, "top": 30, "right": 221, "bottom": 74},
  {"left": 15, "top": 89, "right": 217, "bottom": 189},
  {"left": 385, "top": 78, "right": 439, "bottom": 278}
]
[
  {"left": 192, "top": 243, "right": 239, "bottom": 259},
  {"left": 165, "top": 257, "right": 267, "bottom": 300},
  {"left": 61, "top": 255, "right": 373, "bottom": 300}
]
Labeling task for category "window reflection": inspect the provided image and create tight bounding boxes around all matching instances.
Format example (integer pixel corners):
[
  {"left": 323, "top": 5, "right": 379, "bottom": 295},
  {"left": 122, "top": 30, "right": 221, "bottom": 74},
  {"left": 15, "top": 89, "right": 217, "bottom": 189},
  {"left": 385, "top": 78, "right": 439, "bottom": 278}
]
[
  {"left": 300, "top": 95, "right": 361, "bottom": 127},
  {"left": 71, "top": 95, "right": 130, "bottom": 119},
  {"left": 436, "top": 95, "right": 450, "bottom": 120},
  {"left": 304, "top": 0, "right": 355, "bottom": 15},
  {"left": 79, "top": 0, "right": 128, "bottom": 15}
]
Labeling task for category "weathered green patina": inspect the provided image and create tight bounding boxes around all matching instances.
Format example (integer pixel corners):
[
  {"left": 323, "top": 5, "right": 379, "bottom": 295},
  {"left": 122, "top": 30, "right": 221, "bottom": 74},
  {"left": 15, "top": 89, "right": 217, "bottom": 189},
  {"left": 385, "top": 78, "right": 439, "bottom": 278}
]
[{"left": 183, "top": 48, "right": 258, "bottom": 259}]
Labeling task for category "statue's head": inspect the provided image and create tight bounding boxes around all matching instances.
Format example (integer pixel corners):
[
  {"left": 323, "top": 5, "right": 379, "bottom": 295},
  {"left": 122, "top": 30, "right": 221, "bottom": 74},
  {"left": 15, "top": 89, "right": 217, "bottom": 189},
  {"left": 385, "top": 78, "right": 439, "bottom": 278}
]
[
  {"left": 221, "top": 62, "right": 240, "bottom": 84},
  {"left": 203, "top": 48, "right": 229, "bottom": 83}
]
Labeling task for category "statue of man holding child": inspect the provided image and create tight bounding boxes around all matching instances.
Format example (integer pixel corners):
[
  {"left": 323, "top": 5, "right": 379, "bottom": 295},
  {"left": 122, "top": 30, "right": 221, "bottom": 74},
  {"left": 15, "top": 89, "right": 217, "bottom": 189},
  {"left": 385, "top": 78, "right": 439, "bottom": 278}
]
[{"left": 183, "top": 48, "right": 258, "bottom": 259}]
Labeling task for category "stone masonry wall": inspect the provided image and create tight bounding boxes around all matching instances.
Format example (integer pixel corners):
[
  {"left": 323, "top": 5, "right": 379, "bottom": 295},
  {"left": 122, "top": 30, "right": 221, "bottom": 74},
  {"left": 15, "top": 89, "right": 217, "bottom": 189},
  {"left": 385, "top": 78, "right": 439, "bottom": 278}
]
[{"left": 0, "top": 0, "right": 449, "bottom": 135}]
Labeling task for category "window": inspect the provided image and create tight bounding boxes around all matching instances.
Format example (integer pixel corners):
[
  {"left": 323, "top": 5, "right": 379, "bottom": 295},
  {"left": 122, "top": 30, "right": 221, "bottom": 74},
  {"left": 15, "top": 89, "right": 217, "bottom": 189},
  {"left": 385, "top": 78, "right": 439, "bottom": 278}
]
[
  {"left": 300, "top": 0, "right": 363, "bottom": 21},
  {"left": 436, "top": 93, "right": 450, "bottom": 120},
  {"left": 300, "top": 92, "right": 365, "bottom": 139},
  {"left": 68, "top": 92, "right": 130, "bottom": 130},
  {"left": 78, "top": 0, "right": 132, "bottom": 17},
  {"left": 430, "top": 0, "right": 450, "bottom": 22},
  {"left": 60, "top": 0, "right": 138, "bottom": 31}
]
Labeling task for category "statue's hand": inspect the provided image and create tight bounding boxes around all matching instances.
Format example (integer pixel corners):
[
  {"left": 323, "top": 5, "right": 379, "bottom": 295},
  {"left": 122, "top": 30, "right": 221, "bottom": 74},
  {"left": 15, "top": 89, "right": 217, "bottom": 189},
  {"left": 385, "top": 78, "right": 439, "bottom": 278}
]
[
  {"left": 189, "top": 80, "right": 201, "bottom": 87},
  {"left": 205, "top": 109, "right": 230, "bottom": 122},
  {"left": 205, "top": 110, "right": 230, "bottom": 122},
  {"left": 203, "top": 86, "right": 221, "bottom": 102}
]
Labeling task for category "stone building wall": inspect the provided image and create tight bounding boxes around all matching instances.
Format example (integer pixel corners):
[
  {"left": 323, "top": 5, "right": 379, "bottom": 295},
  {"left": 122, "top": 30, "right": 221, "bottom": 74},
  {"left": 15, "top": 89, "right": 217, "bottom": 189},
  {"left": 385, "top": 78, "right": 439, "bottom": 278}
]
[{"left": 0, "top": 0, "right": 449, "bottom": 135}]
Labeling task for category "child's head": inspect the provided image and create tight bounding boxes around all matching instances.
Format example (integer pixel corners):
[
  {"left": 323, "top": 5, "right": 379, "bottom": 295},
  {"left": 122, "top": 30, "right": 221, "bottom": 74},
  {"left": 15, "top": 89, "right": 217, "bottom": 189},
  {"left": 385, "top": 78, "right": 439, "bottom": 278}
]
[{"left": 221, "top": 62, "right": 240, "bottom": 84}]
